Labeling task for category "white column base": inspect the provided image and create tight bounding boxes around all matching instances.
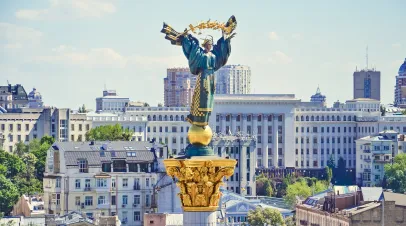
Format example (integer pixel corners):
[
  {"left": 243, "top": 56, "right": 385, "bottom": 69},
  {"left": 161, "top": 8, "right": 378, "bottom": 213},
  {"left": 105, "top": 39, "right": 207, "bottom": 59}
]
[{"left": 183, "top": 211, "right": 217, "bottom": 226}]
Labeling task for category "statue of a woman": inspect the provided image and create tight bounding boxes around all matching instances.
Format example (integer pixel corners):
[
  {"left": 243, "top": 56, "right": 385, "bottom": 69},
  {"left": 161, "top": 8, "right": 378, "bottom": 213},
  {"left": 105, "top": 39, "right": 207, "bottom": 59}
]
[{"left": 161, "top": 16, "right": 236, "bottom": 128}]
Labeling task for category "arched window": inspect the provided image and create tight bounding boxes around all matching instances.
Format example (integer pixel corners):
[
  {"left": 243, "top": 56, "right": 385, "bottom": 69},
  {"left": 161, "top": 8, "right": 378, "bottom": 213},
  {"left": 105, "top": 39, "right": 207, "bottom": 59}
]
[
  {"left": 296, "top": 116, "right": 299, "bottom": 121},
  {"left": 332, "top": 115, "right": 335, "bottom": 121},
  {"left": 175, "top": 115, "right": 179, "bottom": 121},
  {"left": 153, "top": 115, "right": 156, "bottom": 121},
  {"left": 327, "top": 116, "right": 330, "bottom": 121},
  {"left": 311, "top": 116, "right": 314, "bottom": 121},
  {"left": 147, "top": 115, "right": 151, "bottom": 121},
  {"left": 306, "top": 116, "right": 309, "bottom": 121},
  {"left": 343, "top": 116, "right": 346, "bottom": 121},
  {"left": 316, "top": 116, "right": 319, "bottom": 121},
  {"left": 337, "top": 116, "right": 340, "bottom": 121},
  {"left": 353, "top": 116, "right": 356, "bottom": 121},
  {"left": 181, "top": 115, "right": 185, "bottom": 121},
  {"left": 301, "top": 116, "right": 304, "bottom": 121},
  {"left": 170, "top": 115, "right": 173, "bottom": 121},
  {"left": 321, "top": 116, "right": 324, "bottom": 121},
  {"left": 159, "top": 115, "right": 162, "bottom": 121},
  {"left": 164, "top": 115, "right": 168, "bottom": 121}
]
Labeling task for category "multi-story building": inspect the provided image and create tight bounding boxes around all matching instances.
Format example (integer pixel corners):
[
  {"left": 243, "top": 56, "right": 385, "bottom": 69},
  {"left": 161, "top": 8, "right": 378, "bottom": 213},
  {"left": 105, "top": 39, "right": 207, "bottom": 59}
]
[
  {"left": 43, "top": 141, "right": 167, "bottom": 225},
  {"left": 353, "top": 69, "right": 381, "bottom": 100},
  {"left": 355, "top": 130, "right": 406, "bottom": 187},
  {"left": 0, "top": 84, "right": 29, "bottom": 111},
  {"left": 394, "top": 58, "right": 406, "bottom": 107},
  {"left": 215, "top": 65, "right": 251, "bottom": 94},
  {"left": 310, "top": 86, "right": 326, "bottom": 107},
  {"left": 211, "top": 133, "right": 257, "bottom": 196},
  {"left": 0, "top": 108, "right": 92, "bottom": 152},
  {"left": 164, "top": 68, "right": 196, "bottom": 107},
  {"left": 96, "top": 90, "right": 130, "bottom": 113}
]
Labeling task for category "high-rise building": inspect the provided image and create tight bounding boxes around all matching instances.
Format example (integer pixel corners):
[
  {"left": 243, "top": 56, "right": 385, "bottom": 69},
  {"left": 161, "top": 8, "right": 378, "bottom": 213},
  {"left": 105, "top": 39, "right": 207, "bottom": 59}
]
[
  {"left": 394, "top": 58, "right": 406, "bottom": 107},
  {"left": 215, "top": 65, "right": 251, "bottom": 94},
  {"left": 353, "top": 69, "right": 381, "bottom": 100},
  {"left": 164, "top": 68, "right": 196, "bottom": 107},
  {"left": 310, "top": 86, "right": 326, "bottom": 107}
]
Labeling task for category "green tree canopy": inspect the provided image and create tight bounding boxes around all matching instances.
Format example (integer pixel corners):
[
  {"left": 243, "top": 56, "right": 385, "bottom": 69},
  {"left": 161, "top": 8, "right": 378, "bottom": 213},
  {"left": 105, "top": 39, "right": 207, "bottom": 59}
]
[
  {"left": 247, "top": 207, "right": 284, "bottom": 226},
  {"left": 284, "top": 179, "right": 327, "bottom": 207},
  {"left": 85, "top": 124, "right": 133, "bottom": 141},
  {"left": 14, "top": 141, "right": 29, "bottom": 157},
  {"left": 256, "top": 174, "right": 273, "bottom": 196},
  {"left": 0, "top": 175, "right": 20, "bottom": 216},
  {"left": 0, "top": 150, "right": 25, "bottom": 178},
  {"left": 40, "top": 135, "right": 55, "bottom": 146},
  {"left": 384, "top": 153, "right": 406, "bottom": 193}
]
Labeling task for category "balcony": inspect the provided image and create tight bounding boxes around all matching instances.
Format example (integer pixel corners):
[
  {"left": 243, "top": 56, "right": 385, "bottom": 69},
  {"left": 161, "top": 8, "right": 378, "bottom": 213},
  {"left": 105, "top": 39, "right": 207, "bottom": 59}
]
[
  {"left": 97, "top": 203, "right": 110, "bottom": 209},
  {"left": 374, "top": 159, "right": 391, "bottom": 163},
  {"left": 364, "top": 169, "right": 371, "bottom": 173},
  {"left": 84, "top": 187, "right": 92, "bottom": 191},
  {"left": 363, "top": 149, "right": 371, "bottom": 153},
  {"left": 133, "top": 185, "right": 141, "bottom": 190},
  {"left": 363, "top": 158, "right": 371, "bottom": 163}
]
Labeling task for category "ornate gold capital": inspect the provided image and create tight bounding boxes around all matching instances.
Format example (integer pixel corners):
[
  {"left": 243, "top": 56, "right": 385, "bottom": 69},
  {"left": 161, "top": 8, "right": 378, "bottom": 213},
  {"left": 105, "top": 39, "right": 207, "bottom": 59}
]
[{"left": 164, "top": 158, "right": 236, "bottom": 212}]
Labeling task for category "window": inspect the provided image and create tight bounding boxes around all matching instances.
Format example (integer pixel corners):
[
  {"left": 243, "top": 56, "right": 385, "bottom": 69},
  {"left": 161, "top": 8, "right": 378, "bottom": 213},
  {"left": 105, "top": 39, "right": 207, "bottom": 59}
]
[
  {"left": 278, "top": 148, "right": 283, "bottom": 155},
  {"left": 257, "top": 148, "right": 262, "bottom": 156},
  {"left": 75, "top": 179, "right": 81, "bottom": 189},
  {"left": 112, "top": 195, "right": 116, "bottom": 205},
  {"left": 134, "top": 195, "right": 140, "bottom": 205},
  {"left": 85, "top": 179, "right": 91, "bottom": 188},
  {"left": 122, "top": 195, "right": 128, "bottom": 205},
  {"left": 85, "top": 196, "right": 93, "bottom": 206},
  {"left": 79, "top": 159, "right": 88, "bottom": 173},
  {"left": 98, "top": 196, "right": 106, "bottom": 205},
  {"left": 75, "top": 197, "right": 80, "bottom": 206},
  {"left": 56, "top": 178, "right": 61, "bottom": 188},
  {"left": 25, "top": 124, "right": 29, "bottom": 131},
  {"left": 96, "top": 178, "right": 107, "bottom": 188},
  {"left": 268, "top": 148, "right": 272, "bottom": 155},
  {"left": 123, "top": 178, "right": 128, "bottom": 187},
  {"left": 112, "top": 179, "right": 116, "bottom": 188},
  {"left": 134, "top": 211, "right": 141, "bottom": 221},
  {"left": 146, "top": 194, "right": 150, "bottom": 206},
  {"left": 79, "top": 124, "right": 82, "bottom": 131},
  {"left": 146, "top": 178, "right": 150, "bottom": 187},
  {"left": 257, "top": 126, "right": 261, "bottom": 134}
]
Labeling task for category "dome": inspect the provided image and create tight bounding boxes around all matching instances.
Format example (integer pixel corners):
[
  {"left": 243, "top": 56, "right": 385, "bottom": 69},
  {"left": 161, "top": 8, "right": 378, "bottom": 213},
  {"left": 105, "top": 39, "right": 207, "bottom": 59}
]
[
  {"left": 28, "top": 88, "right": 42, "bottom": 100},
  {"left": 399, "top": 58, "right": 406, "bottom": 75}
]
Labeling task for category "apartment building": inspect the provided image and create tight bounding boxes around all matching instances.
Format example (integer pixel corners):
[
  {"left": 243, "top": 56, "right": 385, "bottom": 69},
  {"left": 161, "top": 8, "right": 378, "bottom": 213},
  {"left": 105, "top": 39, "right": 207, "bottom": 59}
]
[
  {"left": 0, "top": 84, "right": 29, "bottom": 111},
  {"left": 356, "top": 130, "right": 406, "bottom": 187},
  {"left": 43, "top": 141, "right": 167, "bottom": 226}
]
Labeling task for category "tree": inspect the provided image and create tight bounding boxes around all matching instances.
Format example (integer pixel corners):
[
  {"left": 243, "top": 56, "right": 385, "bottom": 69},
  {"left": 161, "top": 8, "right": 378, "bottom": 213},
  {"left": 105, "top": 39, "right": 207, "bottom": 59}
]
[
  {"left": 157, "top": 103, "right": 163, "bottom": 107},
  {"left": 384, "top": 153, "right": 406, "bottom": 193},
  {"left": 284, "top": 180, "right": 311, "bottom": 207},
  {"left": 78, "top": 104, "right": 87, "bottom": 113},
  {"left": 143, "top": 102, "right": 150, "bottom": 107},
  {"left": 335, "top": 157, "right": 349, "bottom": 185},
  {"left": 247, "top": 207, "right": 284, "bottom": 226},
  {"left": 325, "top": 167, "right": 333, "bottom": 184},
  {"left": 14, "top": 141, "right": 29, "bottom": 157},
  {"left": 0, "top": 175, "right": 20, "bottom": 216},
  {"left": 381, "top": 106, "right": 386, "bottom": 116},
  {"left": 40, "top": 136, "right": 55, "bottom": 146},
  {"left": 85, "top": 124, "right": 133, "bottom": 141},
  {"left": 327, "top": 155, "right": 335, "bottom": 168},
  {"left": 284, "top": 216, "right": 296, "bottom": 226},
  {"left": 0, "top": 150, "right": 25, "bottom": 178},
  {"left": 256, "top": 174, "right": 273, "bottom": 196},
  {"left": 30, "top": 142, "right": 51, "bottom": 180}
]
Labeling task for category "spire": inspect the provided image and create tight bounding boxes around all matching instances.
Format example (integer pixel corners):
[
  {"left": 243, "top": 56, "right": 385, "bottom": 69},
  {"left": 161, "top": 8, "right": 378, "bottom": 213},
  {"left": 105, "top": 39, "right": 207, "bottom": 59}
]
[{"left": 316, "top": 85, "right": 321, "bottom": 94}]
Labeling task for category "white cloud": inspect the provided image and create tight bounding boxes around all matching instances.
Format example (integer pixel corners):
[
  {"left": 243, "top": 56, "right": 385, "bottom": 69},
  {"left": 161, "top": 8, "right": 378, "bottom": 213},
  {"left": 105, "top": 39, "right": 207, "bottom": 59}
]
[
  {"left": 392, "top": 43, "right": 401, "bottom": 48},
  {"left": 268, "top": 51, "right": 292, "bottom": 64},
  {"left": 35, "top": 45, "right": 127, "bottom": 68},
  {"left": 268, "top": 32, "right": 280, "bottom": 41},
  {"left": 0, "top": 23, "right": 43, "bottom": 45},
  {"left": 15, "top": 0, "right": 116, "bottom": 20},
  {"left": 128, "top": 55, "right": 186, "bottom": 69},
  {"left": 291, "top": 33, "right": 303, "bottom": 40}
]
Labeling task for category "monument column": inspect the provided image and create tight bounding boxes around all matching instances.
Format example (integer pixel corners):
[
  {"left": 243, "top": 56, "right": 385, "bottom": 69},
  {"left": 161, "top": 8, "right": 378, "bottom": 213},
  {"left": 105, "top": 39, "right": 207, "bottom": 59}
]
[{"left": 273, "top": 114, "right": 279, "bottom": 168}]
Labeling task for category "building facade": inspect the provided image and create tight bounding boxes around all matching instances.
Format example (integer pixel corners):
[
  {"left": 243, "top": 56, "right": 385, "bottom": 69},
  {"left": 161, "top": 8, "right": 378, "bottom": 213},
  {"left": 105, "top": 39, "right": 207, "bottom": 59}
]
[
  {"left": 356, "top": 130, "right": 406, "bottom": 187},
  {"left": 28, "top": 88, "right": 44, "bottom": 108},
  {"left": 96, "top": 90, "right": 130, "bottom": 113},
  {"left": 215, "top": 65, "right": 251, "bottom": 95},
  {"left": 164, "top": 68, "right": 196, "bottom": 107},
  {"left": 43, "top": 141, "right": 167, "bottom": 226},
  {"left": 394, "top": 58, "right": 406, "bottom": 108},
  {"left": 353, "top": 69, "right": 381, "bottom": 101},
  {"left": 0, "top": 84, "right": 28, "bottom": 111}
]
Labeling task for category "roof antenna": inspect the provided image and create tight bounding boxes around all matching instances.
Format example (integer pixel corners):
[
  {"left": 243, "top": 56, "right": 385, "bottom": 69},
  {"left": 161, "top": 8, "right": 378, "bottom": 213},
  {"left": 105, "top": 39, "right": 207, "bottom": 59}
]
[
  {"left": 366, "top": 45, "right": 368, "bottom": 70},
  {"left": 7, "top": 80, "right": 9, "bottom": 85}
]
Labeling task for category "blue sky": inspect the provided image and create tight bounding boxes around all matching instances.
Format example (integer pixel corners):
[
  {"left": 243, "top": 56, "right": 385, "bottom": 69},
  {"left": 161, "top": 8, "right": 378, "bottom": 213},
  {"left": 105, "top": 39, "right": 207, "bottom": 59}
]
[{"left": 0, "top": 0, "right": 405, "bottom": 110}]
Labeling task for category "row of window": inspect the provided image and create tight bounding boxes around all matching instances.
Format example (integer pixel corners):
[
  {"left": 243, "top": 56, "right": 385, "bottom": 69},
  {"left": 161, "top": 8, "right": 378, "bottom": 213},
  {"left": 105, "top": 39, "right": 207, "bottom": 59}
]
[
  {"left": 295, "top": 148, "right": 354, "bottom": 155},
  {"left": 147, "top": 115, "right": 186, "bottom": 121},
  {"left": 295, "top": 115, "right": 356, "bottom": 122},
  {"left": 147, "top": 126, "right": 189, "bottom": 133},
  {"left": 0, "top": 123, "right": 36, "bottom": 132},
  {"left": 217, "top": 114, "right": 283, "bottom": 122},
  {"left": 294, "top": 159, "right": 354, "bottom": 167},
  {"left": 74, "top": 177, "right": 154, "bottom": 189},
  {"left": 295, "top": 137, "right": 356, "bottom": 144},
  {"left": 70, "top": 124, "right": 90, "bottom": 131},
  {"left": 7, "top": 134, "right": 32, "bottom": 143}
]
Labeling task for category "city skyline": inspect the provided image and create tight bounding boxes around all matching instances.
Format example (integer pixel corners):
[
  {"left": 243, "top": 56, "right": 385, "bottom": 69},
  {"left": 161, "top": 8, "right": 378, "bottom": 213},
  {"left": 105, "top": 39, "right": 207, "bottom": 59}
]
[{"left": 1, "top": 0, "right": 405, "bottom": 110}]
